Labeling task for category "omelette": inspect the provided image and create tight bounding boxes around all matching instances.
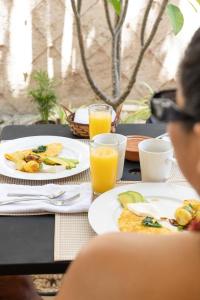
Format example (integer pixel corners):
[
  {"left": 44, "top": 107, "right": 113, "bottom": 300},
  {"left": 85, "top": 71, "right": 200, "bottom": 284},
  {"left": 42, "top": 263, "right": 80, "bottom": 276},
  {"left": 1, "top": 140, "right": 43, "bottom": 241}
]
[
  {"left": 4, "top": 143, "right": 63, "bottom": 173},
  {"left": 118, "top": 209, "right": 170, "bottom": 234},
  {"left": 34, "top": 143, "right": 63, "bottom": 158}
]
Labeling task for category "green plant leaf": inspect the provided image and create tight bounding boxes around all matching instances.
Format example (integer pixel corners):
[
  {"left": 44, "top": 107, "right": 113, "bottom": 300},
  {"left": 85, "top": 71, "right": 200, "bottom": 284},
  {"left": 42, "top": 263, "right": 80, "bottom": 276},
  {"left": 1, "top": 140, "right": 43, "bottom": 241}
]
[
  {"left": 123, "top": 107, "right": 151, "bottom": 124},
  {"left": 107, "top": 0, "right": 121, "bottom": 16},
  {"left": 29, "top": 70, "right": 58, "bottom": 122},
  {"left": 195, "top": 0, "right": 200, "bottom": 4},
  {"left": 166, "top": 4, "right": 184, "bottom": 35}
]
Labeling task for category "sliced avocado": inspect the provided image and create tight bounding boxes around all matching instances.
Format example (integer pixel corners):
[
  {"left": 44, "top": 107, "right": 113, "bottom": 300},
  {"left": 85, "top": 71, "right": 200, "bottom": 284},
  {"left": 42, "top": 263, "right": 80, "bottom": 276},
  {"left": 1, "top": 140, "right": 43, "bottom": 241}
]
[
  {"left": 60, "top": 157, "right": 79, "bottom": 165},
  {"left": 65, "top": 161, "right": 76, "bottom": 169},
  {"left": 127, "top": 191, "right": 145, "bottom": 202},
  {"left": 43, "top": 157, "right": 74, "bottom": 169},
  {"left": 118, "top": 191, "right": 145, "bottom": 208},
  {"left": 43, "top": 157, "right": 60, "bottom": 165}
]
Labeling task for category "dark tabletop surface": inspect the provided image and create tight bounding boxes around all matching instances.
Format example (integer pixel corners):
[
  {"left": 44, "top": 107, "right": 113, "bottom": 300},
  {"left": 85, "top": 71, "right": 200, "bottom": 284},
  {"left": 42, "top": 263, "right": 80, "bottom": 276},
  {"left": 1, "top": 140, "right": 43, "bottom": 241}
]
[{"left": 0, "top": 124, "right": 165, "bottom": 275}]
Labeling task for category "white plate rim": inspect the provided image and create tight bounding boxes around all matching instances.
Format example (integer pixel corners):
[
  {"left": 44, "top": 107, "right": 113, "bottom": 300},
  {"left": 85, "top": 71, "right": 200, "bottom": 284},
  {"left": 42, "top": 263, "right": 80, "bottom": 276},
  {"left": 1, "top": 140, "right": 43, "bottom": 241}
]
[
  {"left": 0, "top": 135, "right": 89, "bottom": 180},
  {"left": 88, "top": 182, "right": 199, "bottom": 234}
]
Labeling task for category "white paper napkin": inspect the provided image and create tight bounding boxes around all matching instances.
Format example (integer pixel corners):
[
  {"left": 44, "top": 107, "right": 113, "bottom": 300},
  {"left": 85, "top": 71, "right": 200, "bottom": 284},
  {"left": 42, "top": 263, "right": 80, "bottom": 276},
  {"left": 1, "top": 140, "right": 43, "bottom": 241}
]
[{"left": 0, "top": 183, "right": 92, "bottom": 214}]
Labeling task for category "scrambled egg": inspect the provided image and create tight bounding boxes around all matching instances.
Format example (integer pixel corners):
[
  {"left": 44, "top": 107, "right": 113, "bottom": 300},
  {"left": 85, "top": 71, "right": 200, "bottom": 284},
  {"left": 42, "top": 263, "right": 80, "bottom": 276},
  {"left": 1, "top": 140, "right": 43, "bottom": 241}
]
[{"left": 118, "top": 209, "right": 170, "bottom": 234}]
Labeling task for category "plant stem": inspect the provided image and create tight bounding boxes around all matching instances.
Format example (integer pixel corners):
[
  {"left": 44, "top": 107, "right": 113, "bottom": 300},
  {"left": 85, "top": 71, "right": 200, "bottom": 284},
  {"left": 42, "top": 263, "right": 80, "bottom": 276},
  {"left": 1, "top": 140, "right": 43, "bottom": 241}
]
[
  {"left": 112, "top": 0, "right": 169, "bottom": 109},
  {"left": 104, "top": 0, "right": 114, "bottom": 36},
  {"left": 140, "top": 0, "right": 154, "bottom": 46},
  {"left": 71, "top": 0, "right": 168, "bottom": 110},
  {"left": 71, "top": 0, "right": 114, "bottom": 106}
]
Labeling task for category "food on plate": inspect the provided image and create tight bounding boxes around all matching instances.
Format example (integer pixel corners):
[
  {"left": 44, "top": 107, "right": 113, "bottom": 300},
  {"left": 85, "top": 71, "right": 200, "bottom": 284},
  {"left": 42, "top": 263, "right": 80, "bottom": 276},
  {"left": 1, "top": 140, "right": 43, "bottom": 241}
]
[
  {"left": 175, "top": 199, "right": 200, "bottom": 227},
  {"left": 118, "top": 209, "right": 170, "bottom": 234},
  {"left": 117, "top": 190, "right": 170, "bottom": 234},
  {"left": 32, "top": 145, "right": 47, "bottom": 153},
  {"left": 184, "top": 199, "right": 200, "bottom": 211},
  {"left": 5, "top": 150, "right": 25, "bottom": 162},
  {"left": 31, "top": 143, "right": 63, "bottom": 158},
  {"left": 4, "top": 143, "right": 79, "bottom": 173},
  {"left": 118, "top": 191, "right": 145, "bottom": 208},
  {"left": 117, "top": 190, "right": 200, "bottom": 233},
  {"left": 15, "top": 159, "right": 26, "bottom": 172},
  {"left": 175, "top": 206, "right": 193, "bottom": 226},
  {"left": 142, "top": 216, "right": 162, "bottom": 228},
  {"left": 23, "top": 160, "right": 40, "bottom": 173},
  {"left": 24, "top": 154, "right": 42, "bottom": 163},
  {"left": 127, "top": 202, "right": 161, "bottom": 220},
  {"left": 43, "top": 157, "right": 79, "bottom": 169}
]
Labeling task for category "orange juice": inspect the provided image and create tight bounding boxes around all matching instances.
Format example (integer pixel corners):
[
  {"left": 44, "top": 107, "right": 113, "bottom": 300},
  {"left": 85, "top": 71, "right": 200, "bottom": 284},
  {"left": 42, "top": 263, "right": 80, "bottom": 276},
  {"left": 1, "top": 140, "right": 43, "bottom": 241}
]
[
  {"left": 90, "top": 146, "right": 118, "bottom": 194},
  {"left": 89, "top": 111, "right": 112, "bottom": 139}
]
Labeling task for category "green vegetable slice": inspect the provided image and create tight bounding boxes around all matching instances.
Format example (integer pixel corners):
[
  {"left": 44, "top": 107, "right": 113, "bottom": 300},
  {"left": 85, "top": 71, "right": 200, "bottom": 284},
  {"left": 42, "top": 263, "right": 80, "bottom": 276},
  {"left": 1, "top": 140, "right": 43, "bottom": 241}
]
[
  {"left": 118, "top": 191, "right": 145, "bottom": 208},
  {"left": 32, "top": 145, "right": 47, "bottom": 153},
  {"left": 142, "top": 216, "right": 162, "bottom": 228},
  {"left": 43, "top": 157, "right": 77, "bottom": 169},
  {"left": 60, "top": 157, "right": 79, "bottom": 164}
]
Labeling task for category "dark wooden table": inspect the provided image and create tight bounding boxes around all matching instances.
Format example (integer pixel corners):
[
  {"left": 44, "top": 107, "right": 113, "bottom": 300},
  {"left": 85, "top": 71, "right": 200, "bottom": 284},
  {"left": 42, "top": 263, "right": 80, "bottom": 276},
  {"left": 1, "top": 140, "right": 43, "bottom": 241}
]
[{"left": 0, "top": 124, "right": 165, "bottom": 275}]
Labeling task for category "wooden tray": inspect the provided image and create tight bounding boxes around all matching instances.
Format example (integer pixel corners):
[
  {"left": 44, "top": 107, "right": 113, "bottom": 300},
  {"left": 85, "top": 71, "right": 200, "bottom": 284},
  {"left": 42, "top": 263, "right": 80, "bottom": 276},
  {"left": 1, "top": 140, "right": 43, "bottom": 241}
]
[{"left": 125, "top": 135, "right": 151, "bottom": 161}]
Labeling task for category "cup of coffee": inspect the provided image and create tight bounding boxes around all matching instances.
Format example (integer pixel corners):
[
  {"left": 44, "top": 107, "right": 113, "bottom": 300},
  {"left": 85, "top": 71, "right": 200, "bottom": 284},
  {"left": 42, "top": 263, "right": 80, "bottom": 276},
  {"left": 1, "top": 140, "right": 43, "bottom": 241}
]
[{"left": 138, "top": 138, "right": 174, "bottom": 182}]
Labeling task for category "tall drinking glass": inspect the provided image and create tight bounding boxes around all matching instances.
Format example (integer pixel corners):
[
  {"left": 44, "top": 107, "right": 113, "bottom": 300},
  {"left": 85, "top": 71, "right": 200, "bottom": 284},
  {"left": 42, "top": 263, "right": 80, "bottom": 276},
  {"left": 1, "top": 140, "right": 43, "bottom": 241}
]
[
  {"left": 93, "top": 133, "right": 127, "bottom": 181},
  {"left": 90, "top": 140, "right": 118, "bottom": 195},
  {"left": 89, "top": 104, "right": 112, "bottom": 140}
]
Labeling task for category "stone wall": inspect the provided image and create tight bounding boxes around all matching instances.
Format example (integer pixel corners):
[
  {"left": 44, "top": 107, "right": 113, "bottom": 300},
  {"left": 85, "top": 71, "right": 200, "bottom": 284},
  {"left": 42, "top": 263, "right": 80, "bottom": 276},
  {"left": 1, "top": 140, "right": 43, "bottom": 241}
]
[{"left": 0, "top": 0, "right": 199, "bottom": 114}]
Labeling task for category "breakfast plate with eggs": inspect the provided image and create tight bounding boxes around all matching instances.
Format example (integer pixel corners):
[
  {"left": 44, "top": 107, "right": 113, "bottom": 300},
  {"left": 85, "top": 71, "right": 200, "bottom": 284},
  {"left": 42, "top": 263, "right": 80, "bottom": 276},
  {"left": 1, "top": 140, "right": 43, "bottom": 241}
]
[
  {"left": 88, "top": 183, "right": 199, "bottom": 234},
  {"left": 0, "top": 136, "right": 89, "bottom": 180}
]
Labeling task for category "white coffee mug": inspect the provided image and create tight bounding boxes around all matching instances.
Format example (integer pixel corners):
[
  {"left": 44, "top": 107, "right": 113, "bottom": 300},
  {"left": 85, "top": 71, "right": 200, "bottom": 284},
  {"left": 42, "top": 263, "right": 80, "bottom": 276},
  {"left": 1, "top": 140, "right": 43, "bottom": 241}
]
[
  {"left": 138, "top": 138, "right": 174, "bottom": 182},
  {"left": 93, "top": 133, "right": 127, "bottom": 180}
]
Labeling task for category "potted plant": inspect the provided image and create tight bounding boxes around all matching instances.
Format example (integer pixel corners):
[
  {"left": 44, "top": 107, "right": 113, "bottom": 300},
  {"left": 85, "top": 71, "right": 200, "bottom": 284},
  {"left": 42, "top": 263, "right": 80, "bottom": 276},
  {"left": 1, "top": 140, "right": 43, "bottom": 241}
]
[{"left": 29, "top": 70, "right": 58, "bottom": 124}]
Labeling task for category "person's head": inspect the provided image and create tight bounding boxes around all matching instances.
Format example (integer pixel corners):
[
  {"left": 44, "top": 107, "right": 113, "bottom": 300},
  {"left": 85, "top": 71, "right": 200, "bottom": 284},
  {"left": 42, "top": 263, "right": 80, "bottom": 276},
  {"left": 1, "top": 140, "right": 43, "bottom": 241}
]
[{"left": 151, "top": 28, "right": 200, "bottom": 193}]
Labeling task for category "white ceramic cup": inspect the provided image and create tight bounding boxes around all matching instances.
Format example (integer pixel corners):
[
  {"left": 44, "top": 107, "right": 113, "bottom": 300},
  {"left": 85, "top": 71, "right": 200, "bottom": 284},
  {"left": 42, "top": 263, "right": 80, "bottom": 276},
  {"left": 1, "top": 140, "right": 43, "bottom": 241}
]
[
  {"left": 93, "top": 133, "right": 127, "bottom": 180},
  {"left": 138, "top": 138, "right": 174, "bottom": 182}
]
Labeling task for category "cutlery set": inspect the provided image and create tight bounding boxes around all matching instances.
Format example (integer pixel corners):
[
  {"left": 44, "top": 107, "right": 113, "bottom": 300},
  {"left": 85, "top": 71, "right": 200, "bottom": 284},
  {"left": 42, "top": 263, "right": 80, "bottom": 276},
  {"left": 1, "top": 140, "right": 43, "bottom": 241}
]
[{"left": 0, "top": 190, "right": 80, "bottom": 206}]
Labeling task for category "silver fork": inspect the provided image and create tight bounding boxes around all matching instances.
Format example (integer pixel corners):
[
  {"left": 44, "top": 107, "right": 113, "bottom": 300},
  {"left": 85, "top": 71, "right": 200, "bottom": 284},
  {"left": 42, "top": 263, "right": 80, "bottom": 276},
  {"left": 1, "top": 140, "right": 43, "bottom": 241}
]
[
  {"left": 7, "top": 190, "right": 65, "bottom": 199},
  {"left": 0, "top": 193, "right": 80, "bottom": 206}
]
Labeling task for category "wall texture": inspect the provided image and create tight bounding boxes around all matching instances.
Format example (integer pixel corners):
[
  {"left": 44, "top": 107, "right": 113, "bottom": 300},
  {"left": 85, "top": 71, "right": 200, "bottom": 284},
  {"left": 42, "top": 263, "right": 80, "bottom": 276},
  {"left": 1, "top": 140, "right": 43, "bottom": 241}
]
[{"left": 0, "top": 0, "right": 199, "bottom": 114}]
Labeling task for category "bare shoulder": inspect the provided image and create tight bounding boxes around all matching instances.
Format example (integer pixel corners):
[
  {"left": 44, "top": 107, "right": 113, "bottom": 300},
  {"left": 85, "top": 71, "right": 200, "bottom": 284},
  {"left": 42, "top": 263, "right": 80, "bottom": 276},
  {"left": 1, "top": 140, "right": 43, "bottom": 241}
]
[{"left": 56, "top": 232, "right": 200, "bottom": 300}]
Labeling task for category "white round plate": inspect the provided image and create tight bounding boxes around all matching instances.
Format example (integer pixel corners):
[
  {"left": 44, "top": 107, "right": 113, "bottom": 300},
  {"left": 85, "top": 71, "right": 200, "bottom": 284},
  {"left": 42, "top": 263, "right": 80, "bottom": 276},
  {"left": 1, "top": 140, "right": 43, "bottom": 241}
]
[
  {"left": 88, "top": 183, "right": 199, "bottom": 234},
  {"left": 0, "top": 136, "right": 89, "bottom": 180}
]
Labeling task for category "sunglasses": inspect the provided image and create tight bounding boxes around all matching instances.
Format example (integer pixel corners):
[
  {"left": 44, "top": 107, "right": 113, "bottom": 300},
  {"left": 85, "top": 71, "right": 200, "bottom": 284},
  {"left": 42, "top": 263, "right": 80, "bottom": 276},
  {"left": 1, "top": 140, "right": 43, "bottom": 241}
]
[{"left": 150, "top": 89, "right": 200, "bottom": 123}]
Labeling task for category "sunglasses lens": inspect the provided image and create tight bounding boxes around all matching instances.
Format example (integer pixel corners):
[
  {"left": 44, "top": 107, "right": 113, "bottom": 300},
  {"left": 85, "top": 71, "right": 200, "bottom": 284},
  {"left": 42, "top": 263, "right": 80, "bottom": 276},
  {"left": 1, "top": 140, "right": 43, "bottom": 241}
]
[
  {"left": 151, "top": 98, "right": 170, "bottom": 121},
  {"left": 155, "top": 90, "right": 176, "bottom": 102}
]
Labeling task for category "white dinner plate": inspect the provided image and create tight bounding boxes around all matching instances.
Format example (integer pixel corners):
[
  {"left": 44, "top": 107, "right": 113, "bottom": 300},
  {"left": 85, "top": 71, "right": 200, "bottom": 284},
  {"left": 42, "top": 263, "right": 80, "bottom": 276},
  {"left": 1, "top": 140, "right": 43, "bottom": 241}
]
[
  {"left": 0, "top": 136, "right": 89, "bottom": 180},
  {"left": 88, "top": 183, "right": 199, "bottom": 234}
]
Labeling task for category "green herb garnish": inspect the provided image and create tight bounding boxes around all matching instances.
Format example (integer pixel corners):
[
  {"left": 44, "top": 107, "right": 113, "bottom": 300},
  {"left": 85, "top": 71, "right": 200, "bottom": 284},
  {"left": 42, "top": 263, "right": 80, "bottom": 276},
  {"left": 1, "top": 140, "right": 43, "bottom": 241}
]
[
  {"left": 177, "top": 225, "right": 185, "bottom": 231},
  {"left": 32, "top": 145, "right": 47, "bottom": 153},
  {"left": 142, "top": 216, "right": 162, "bottom": 228}
]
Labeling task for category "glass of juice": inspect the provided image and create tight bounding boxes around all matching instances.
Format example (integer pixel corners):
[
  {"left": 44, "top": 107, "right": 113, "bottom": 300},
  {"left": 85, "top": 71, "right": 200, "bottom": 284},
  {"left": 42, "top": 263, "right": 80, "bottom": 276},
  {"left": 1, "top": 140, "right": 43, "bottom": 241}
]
[
  {"left": 89, "top": 104, "right": 112, "bottom": 140},
  {"left": 90, "top": 140, "right": 118, "bottom": 195}
]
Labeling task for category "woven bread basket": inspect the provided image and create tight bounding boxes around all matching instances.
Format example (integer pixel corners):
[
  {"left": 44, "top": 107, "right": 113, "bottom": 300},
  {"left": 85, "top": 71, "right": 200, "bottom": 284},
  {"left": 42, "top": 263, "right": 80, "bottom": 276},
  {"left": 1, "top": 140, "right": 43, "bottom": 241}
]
[{"left": 63, "top": 106, "right": 121, "bottom": 138}]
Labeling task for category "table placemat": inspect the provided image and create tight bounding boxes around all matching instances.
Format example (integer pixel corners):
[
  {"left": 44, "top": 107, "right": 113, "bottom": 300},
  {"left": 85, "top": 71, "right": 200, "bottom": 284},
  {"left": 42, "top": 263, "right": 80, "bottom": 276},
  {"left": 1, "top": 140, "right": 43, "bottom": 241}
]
[
  {"left": 54, "top": 181, "right": 134, "bottom": 261},
  {"left": 54, "top": 212, "right": 96, "bottom": 261},
  {"left": 0, "top": 140, "right": 90, "bottom": 215}
]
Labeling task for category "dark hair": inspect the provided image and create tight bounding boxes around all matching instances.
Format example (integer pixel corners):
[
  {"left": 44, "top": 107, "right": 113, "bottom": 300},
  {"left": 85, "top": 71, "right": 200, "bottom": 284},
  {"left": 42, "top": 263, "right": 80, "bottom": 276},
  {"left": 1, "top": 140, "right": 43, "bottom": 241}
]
[{"left": 179, "top": 27, "right": 200, "bottom": 119}]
